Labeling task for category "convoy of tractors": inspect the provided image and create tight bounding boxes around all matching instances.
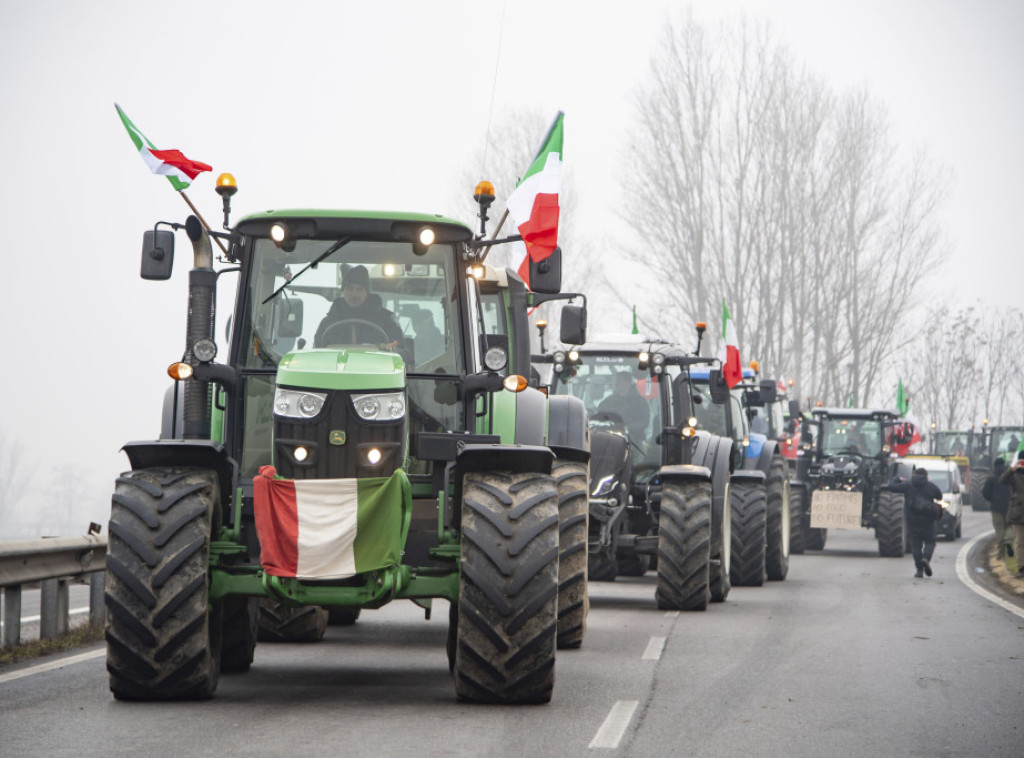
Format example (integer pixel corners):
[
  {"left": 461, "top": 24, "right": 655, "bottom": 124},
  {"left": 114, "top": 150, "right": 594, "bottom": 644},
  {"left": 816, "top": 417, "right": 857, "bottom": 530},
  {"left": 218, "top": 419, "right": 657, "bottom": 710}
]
[{"left": 102, "top": 171, "right": 1004, "bottom": 705}]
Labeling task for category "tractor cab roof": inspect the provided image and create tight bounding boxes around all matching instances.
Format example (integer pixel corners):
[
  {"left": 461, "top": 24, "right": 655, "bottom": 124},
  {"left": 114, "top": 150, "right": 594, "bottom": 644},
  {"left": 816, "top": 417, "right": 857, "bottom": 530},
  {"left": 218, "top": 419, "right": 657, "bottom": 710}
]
[
  {"left": 811, "top": 408, "right": 900, "bottom": 421},
  {"left": 235, "top": 209, "right": 473, "bottom": 244},
  {"left": 569, "top": 340, "right": 708, "bottom": 366}
]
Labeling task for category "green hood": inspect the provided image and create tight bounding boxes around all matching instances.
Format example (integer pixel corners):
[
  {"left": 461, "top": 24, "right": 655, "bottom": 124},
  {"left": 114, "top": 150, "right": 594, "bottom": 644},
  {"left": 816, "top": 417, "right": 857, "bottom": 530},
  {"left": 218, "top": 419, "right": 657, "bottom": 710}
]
[{"left": 277, "top": 349, "right": 405, "bottom": 392}]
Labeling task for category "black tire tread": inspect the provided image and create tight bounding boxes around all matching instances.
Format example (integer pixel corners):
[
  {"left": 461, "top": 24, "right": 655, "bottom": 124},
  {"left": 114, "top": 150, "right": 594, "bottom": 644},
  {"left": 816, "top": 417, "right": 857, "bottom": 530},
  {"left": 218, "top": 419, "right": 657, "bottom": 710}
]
[
  {"left": 656, "top": 480, "right": 712, "bottom": 611},
  {"left": 876, "top": 489, "right": 906, "bottom": 557},
  {"left": 553, "top": 460, "right": 589, "bottom": 650},
  {"left": 765, "top": 457, "right": 790, "bottom": 581},
  {"left": 730, "top": 481, "right": 768, "bottom": 587}
]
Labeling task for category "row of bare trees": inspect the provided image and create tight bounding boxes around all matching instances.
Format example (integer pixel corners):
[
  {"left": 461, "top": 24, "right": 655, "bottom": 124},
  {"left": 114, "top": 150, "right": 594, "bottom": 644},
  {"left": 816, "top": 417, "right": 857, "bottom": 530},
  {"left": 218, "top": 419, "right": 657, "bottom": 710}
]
[
  {"left": 901, "top": 305, "right": 1024, "bottom": 430},
  {"left": 615, "top": 13, "right": 949, "bottom": 407}
]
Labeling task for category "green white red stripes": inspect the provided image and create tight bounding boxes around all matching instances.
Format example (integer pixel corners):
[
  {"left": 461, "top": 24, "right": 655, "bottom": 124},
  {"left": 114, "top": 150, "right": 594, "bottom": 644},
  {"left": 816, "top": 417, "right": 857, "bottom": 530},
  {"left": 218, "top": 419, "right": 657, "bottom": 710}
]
[
  {"left": 114, "top": 103, "right": 212, "bottom": 190},
  {"left": 253, "top": 466, "right": 408, "bottom": 579},
  {"left": 507, "top": 112, "right": 564, "bottom": 287},
  {"left": 721, "top": 300, "right": 742, "bottom": 388}
]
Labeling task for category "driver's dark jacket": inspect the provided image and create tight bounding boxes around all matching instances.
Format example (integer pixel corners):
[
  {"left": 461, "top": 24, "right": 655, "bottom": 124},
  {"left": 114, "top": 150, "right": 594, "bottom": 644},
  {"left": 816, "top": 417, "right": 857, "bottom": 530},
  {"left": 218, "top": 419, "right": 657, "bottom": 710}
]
[
  {"left": 597, "top": 390, "right": 650, "bottom": 437},
  {"left": 887, "top": 472, "right": 943, "bottom": 527},
  {"left": 314, "top": 294, "right": 404, "bottom": 348}
]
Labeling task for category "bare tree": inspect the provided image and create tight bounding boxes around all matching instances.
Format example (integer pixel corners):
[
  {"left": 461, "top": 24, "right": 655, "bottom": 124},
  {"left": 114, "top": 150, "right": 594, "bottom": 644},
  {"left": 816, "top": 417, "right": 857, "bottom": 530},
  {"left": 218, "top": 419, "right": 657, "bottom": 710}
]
[
  {"left": 620, "top": 12, "right": 949, "bottom": 405},
  {"left": 0, "top": 429, "right": 36, "bottom": 522}
]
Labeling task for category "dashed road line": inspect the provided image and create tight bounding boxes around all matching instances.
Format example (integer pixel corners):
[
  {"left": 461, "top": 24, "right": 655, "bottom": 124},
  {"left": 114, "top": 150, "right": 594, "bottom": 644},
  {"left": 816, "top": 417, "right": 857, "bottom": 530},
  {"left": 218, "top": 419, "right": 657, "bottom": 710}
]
[
  {"left": 956, "top": 530, "right": 1024, "bottom": 621},
  {"left": 641, "top": 636, "right": 666, "bottom": 661},
  {"left": 589, "top": 699, "right": 639, "bottom": 749}
]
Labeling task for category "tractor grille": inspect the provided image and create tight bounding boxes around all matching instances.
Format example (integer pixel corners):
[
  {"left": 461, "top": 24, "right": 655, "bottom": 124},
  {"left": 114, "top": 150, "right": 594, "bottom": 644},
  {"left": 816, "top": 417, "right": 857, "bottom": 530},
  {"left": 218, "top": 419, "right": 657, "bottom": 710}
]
[{"left": 274, "top": 389, "right": 406, "bottom": 480}]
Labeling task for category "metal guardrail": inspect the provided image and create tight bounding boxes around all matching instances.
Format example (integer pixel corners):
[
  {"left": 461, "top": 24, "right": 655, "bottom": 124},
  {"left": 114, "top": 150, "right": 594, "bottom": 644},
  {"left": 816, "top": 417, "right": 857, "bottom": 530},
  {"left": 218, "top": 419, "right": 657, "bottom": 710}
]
[{"left": 0, "top": 536, "right": 107, "bottom": 648}]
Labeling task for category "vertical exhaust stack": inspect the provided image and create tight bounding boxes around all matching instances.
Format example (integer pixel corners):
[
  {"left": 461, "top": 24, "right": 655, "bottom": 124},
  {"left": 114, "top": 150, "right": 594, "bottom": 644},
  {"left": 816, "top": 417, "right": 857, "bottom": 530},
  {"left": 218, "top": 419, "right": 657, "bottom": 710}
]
[{"left": 184, "top": 215, "right": 216, "bottom": 439}]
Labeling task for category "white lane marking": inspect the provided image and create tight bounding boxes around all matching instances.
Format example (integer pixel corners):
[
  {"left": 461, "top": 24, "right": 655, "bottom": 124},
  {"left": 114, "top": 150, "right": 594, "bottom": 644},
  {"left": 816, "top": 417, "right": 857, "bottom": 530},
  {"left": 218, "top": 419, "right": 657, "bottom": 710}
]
[
  {"left": 663, "top": 611, "right": 679, "bottom": 619},
  {"left": 0, "top": 648, "right": 105, "bottom": 685},
  {"left": 589, "top": 699, "right": 639, "bottom": 750},
  {"left": 641, "top": 636, "right": 666, "bottom": 661},
  {"left": 956, "top": 530, "right": 1024, "bottom": 621},
  {"left": 0, "top": 607, "right": 90, "bottom": 628}
]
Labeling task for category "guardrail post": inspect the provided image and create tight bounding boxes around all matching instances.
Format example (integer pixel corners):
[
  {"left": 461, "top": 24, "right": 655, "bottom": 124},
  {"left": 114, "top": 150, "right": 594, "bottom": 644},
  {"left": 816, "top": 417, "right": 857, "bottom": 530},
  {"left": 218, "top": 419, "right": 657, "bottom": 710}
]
[
  {"left": 2, "top": 585, "right": 22, "bottom": 647},
  {"left": 90, "top": 571, "right": 105, "bottom": 627},
  {"left": 40, "top": 578, "right": 70, "bottom": 639}
]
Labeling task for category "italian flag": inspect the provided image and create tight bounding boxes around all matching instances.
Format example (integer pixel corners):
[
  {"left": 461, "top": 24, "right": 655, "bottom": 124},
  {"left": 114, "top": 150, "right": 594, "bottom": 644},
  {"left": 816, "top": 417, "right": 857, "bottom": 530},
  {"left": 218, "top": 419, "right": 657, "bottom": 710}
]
[
  {"left": 721, "top": 300, "right": 742, "bottom": 389},
  {"left": 114, "top": 103, "right": 212, "bottom": 191},
  {"left": 253, "top": 466, "right": 409, "bottom": 579},
  {"left": 507, "top": 112, "right": 563, "bottom": 288}
]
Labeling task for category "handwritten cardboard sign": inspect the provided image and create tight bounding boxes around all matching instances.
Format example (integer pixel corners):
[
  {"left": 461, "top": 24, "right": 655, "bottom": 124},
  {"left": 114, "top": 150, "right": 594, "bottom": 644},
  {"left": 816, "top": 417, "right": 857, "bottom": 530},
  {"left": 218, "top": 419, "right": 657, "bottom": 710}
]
[{"left": 810, "top": 490, "right": 862, "bottom": 530}]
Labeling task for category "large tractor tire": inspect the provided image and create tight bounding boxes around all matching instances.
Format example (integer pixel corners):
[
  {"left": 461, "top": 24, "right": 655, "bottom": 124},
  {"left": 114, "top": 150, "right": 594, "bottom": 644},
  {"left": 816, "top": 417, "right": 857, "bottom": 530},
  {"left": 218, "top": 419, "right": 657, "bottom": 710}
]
[
  {"left": 454, "top": 471, "right": 559, "bottom": 704},
  {"left": 105, "top": 467, "right": 222, "bottom": 700},
  {"left": 789, "top": 485, "right": 808, "bottom": 554},
  {"left": 876, "top": 490, "right": 906, "bottom": 557},
  {"left": 709, "top": 480, "right": 731, "bottom": 603},
  {"left": 805, "top": 526, "right": 828, "bottom": 551},
  {"left": 553, "top": 459, "right": 589, "bottom": 650},
  {"left": 729, "top": 481, "right": 768, "bottom": 587},
  {"left": 765, "top": 458, "right": 791, "bottom": 581},
  {"left": 257, "top": 600, "right": 329, "bottom": 642},
  {"left": 220, "top": 596, "right": 258, "bottom": 672},
  {"left": 655, "top": 479, "right": 712, "bottom": 611},
  {"left": 588, "top": 549, "right": 619, "bottom": 582},
  {"left": 970, "top": 469, "right": 990, "bottom": 511}
]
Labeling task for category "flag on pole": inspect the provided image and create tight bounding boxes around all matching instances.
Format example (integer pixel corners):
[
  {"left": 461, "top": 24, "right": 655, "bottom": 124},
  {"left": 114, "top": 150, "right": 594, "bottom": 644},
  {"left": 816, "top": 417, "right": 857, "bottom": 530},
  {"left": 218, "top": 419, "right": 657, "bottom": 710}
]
[
  {"left": 253, "top": 466, "right": 409, "bottom": 579},
  {"left": 631, "top": 305, "right": 639, "bottom": 335},
  {"left": 507, "top": 112, "right": 564, "bottom": 288},
  {"left": 896, "top": 379, "right": 909, "bottom": 416},
  {"left": 720, "top": 299, "right": 742, "bottom": 388},
  {"left": 115, "top": 103, "right": 212, "bottom": 190}
]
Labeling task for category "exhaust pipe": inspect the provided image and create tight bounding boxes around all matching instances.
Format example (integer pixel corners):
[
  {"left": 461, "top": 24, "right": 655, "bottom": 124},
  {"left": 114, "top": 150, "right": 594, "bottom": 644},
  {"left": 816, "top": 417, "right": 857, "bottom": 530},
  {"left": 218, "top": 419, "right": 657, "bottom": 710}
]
[{"left": 183, "top": 215, "right": 216, "bottom": 439}]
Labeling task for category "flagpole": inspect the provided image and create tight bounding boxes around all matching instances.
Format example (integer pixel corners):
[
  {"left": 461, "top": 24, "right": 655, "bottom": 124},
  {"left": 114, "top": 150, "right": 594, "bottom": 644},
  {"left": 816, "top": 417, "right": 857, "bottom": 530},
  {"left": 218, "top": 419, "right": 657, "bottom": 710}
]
[{"left": 178, "top": 190, "right": 229, "bottom": 256}]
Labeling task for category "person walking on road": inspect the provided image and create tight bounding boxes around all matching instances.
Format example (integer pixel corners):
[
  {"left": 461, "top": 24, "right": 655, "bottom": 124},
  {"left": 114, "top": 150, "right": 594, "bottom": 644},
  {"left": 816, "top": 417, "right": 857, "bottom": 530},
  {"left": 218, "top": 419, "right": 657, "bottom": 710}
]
[
  {"left": 998, "top": 451, "right": 1024, "bottom": 577},
  {"left": 888, "top": 467, "right": 943, "bottom": 578},
  {"left": 982, "top": 457, "right": 1013, "bottom": 560}
]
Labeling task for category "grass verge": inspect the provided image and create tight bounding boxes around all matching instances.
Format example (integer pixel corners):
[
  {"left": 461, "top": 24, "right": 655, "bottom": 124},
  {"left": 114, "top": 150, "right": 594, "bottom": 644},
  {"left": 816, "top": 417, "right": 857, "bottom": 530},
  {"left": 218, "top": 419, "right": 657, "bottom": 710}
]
[{"left": 0, "top": 623, "right": 104, "bottom": 668}]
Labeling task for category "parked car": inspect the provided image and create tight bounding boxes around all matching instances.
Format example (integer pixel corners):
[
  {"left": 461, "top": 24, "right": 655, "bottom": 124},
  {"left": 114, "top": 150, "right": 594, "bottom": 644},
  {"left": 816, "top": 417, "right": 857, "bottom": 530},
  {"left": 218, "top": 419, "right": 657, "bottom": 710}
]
[{"left": 903, "top": 456, "right": 964, "bottom": 540}]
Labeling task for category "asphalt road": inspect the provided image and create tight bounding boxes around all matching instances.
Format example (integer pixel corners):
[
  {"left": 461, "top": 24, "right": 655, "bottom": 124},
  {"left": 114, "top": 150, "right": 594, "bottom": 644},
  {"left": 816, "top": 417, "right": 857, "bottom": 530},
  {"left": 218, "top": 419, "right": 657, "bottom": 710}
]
[{"left": 1, "top": 508, "right": 1020, "bottom": 757}]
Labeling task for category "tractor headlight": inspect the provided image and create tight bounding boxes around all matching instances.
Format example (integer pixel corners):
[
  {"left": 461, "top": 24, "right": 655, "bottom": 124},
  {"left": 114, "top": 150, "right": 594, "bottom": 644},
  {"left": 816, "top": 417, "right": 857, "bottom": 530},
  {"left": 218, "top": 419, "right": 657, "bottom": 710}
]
[
  {"left": 274, "top": 388, "right": 327, "bottom": 418},
  {"left": 352, "top": 392, "right": 406, "bottom": 421},
  {"left": 192, "top": 339, "right": 217, "bottom": 363},
  {"left": 484, "top": 346, "right": 508, "bottom": 371}
]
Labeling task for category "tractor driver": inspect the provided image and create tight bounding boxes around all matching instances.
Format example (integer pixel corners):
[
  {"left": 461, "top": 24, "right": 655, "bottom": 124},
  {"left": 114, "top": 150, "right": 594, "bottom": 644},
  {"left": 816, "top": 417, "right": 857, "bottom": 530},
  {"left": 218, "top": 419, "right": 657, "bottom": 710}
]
[
  {"left": 597, "top": 372, "right": 650, "bottom": 439},
  {"left": 314, "top": 264, "right": 405, "bottom": 350}
]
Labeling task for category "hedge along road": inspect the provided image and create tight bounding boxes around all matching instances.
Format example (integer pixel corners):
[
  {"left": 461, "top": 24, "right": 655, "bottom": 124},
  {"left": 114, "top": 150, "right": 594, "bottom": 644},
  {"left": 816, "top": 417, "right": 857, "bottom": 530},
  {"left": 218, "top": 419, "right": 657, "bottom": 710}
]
[{"left": 0, "top": 507, "right": 1020, "bottom": 757}]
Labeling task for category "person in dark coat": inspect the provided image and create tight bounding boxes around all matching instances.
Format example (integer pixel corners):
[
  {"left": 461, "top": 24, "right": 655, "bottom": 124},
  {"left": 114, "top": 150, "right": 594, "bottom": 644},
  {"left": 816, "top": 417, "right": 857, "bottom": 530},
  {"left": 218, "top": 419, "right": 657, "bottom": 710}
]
[
  {"left": 314, "top": 264, "right": 404, "bottom": 349},
  {"left": 888, "top": 467, "right": 943, "bottom": 578},
  {"left": 982, "top": 458, "right": 1013, "bottom": 560},
  {"left": 999, "top": 450, "right": 1024, "bottom": 577},
  {"left": 597, "top": 372, "right": 650, "bottom": 440}
]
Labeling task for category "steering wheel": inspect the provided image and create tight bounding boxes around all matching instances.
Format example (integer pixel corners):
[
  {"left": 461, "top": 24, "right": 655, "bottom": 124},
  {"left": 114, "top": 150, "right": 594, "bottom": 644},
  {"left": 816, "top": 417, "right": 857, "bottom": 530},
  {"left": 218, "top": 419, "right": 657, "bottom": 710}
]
[
  {"left": 319, "top": 319, "right": 391, "bottom": 348},
  {"left": 591, "top": 411, "right": 626, "bottom": 426}
]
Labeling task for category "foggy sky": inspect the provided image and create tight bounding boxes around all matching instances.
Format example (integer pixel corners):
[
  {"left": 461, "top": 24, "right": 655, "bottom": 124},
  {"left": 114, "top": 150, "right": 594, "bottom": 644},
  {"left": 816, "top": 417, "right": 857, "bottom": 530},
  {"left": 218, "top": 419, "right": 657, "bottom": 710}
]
[{"left": 1, "top": 0, "right": 1020, "bottom": 536}]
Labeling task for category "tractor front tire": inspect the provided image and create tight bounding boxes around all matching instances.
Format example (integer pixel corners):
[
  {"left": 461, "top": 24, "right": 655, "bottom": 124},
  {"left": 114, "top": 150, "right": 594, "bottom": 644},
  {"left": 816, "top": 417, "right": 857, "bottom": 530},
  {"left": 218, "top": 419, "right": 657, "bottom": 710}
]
[
  {"left": 656, "top": 479, "right": 712, "bottom": 611},
  {"left": 105, "top": 467, "right": 222, "bottom": 700},
  {"left": 876, "top": 490, "right": 906, "bottom": 557},
  {"left": 553, "top": 459, "right": 589, "bottom": 650},
  {"left": 730, "top": 481, "right": 768, "bottom": 587},
  {"left": 455, "top": 471, "right": 559, "bottom": 704},
  {"left": 765, "top": 458, "right": 791, "bottom": 581},
  {"left": 257, "top": 601, "right": 328, "bottom": 642},
  {"left": 789, "top": 485, "right": 807, "bottom": 554},
  {"left": 709, "top": 481, "right": 731, "bottom": 603}
]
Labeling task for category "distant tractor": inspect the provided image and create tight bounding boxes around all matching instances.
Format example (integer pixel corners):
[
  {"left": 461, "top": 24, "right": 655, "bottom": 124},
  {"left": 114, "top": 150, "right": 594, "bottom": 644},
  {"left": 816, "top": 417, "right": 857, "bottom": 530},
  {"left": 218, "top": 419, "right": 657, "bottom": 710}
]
[{"left": 965, "top": 425, "right": 1024, "bottom": 511}]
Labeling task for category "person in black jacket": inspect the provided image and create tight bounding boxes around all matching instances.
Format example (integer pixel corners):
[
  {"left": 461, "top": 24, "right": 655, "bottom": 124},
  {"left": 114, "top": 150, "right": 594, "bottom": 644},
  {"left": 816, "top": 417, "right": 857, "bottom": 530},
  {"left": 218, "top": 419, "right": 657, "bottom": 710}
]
[
  {"left": 982, "top": 458, "right": 1013, "bottom": 560},
  {"left": 888, "top": 467, "right": 943, "bottom": 578},
  {"left": 314, "top": 264, "right": 404, "bottom": 350}
]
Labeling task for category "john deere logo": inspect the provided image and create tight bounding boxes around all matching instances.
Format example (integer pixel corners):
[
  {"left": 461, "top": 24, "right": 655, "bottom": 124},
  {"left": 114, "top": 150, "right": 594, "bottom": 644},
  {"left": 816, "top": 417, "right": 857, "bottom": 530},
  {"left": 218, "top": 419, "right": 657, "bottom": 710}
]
[{"left": 329, "top": 431, "right": 347, "bottom": 446}]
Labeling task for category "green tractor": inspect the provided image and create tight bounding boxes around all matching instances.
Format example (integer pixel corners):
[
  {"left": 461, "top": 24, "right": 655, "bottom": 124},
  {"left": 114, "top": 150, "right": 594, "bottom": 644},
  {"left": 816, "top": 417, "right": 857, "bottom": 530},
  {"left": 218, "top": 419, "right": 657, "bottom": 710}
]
[
  {"left": 104, "top": 177, "right": 589, "bottom": 703},
  {"left": 966, "top": 425, "right": 1024, "bottom": 510}
]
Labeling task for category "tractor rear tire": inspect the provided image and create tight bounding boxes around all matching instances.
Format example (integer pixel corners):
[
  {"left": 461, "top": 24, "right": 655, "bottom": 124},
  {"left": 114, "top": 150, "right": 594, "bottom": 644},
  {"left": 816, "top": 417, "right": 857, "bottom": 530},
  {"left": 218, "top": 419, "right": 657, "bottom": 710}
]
[
  {"left": 876, "top": 490, "right": 906, "bottom": 557},
  {"left": 257, "top": 600, "right": 328, "bottom": 642},
  {"left": 220, "top": 596, "right": 258, "bottom": 672},
  {"left": 105, "top": 467, "right": 221, "bottom": 700},
  {"left": 455, "top": 471, "right": 559, "bottom": 704},
  {"left": 655, "top": 479, "right": 712, "bottom": 611},
  {"left": 970, "top": 470, "right": 990, "bottom": 511},
  {"left": 765, "top": 458, "right": 791, "bottom": 581},
  {"left": 730, "top": 480, "right": 768, "bottom": 587},
  {"left": 553, "top": 459, "right": 589, "bottom": 649},
  {"left": 789, "top": 485, "right": 807, "bottom": 554},
  {"left": 709, "top": 481, "right": 731, "bottom": 603}
]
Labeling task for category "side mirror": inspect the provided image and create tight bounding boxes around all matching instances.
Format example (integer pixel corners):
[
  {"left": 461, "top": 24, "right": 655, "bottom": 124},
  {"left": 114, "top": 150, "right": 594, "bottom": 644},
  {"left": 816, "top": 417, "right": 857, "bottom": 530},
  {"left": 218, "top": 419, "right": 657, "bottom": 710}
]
[
  {"left": 528, "top": 246, "right": 562, "bottom": 294},
  {"left": 275, "top": 297, "right": 304, "bottom": 339},
  {"left": 560, "top": 303, "right": 587, "bottom": 345},
  {"left": 141, "top": 229, "right": 175, "bottom": 280},
  {"left": 759, "top": 379, "right": 777, "bottom": 404},
  {"left": 789, "top": 399, "right": 801, "bottom": 418},
  {"left": 709, "top": 369, "right": 730, "bottom": 405}
]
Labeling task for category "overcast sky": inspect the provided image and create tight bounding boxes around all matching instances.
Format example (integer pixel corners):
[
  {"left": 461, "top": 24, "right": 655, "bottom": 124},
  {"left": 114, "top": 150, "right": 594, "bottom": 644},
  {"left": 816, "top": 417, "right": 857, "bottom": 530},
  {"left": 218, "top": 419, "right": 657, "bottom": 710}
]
[{"left": 1, "top": 0, "right": 1021, "bottom": 535}]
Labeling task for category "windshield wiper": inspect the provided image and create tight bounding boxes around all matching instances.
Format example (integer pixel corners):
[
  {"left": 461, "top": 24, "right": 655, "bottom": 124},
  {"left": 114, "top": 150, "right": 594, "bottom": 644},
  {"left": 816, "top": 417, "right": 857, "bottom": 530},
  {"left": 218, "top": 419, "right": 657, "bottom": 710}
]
[{"left": 262, "top": 236, "right": 352, "bottom": 305}]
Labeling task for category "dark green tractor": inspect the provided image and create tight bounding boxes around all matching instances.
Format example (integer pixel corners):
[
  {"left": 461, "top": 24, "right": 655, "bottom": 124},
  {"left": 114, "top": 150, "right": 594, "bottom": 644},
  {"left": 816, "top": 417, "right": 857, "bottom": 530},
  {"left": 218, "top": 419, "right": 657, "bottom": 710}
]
[{"left": 104, "top": 177, "right": 589, "bottom": 703}]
